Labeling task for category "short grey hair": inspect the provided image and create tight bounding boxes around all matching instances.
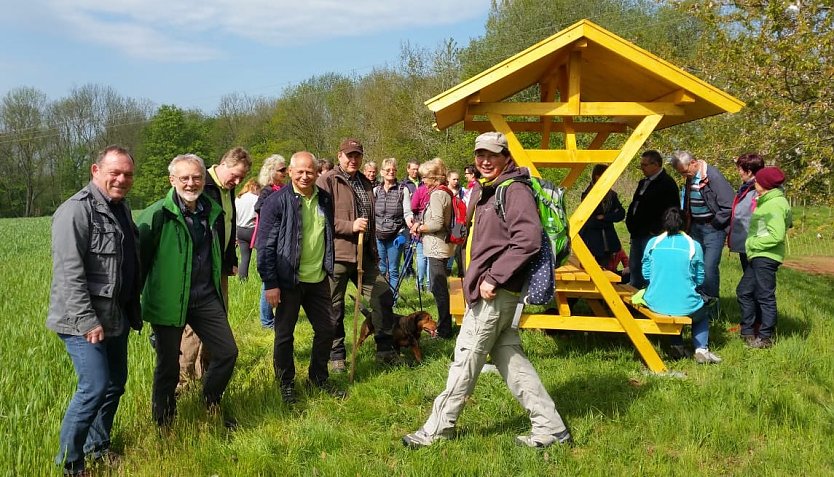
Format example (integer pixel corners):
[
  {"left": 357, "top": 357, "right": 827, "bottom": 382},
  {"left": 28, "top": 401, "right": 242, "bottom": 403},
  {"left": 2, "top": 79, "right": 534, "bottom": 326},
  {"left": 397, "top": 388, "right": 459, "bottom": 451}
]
[
  {"left": 669, "top": 150, "right": 696, "bottom": 170},
  {"left": 258, "top": 154, "right": 287, "bottom": 186},
  {"left": 381, "top": 158, "right": 397, "bottom": 170},
  {"left": 168, "top": 154, "right": 206, "bottom": 176}
]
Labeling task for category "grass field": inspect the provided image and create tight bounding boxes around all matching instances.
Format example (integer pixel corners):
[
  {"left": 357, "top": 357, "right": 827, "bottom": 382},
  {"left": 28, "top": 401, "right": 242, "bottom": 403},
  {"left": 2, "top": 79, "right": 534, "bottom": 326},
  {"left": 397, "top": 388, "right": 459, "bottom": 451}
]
[{"left": 1, "top": 215, "right": 833, "bottom": 476}]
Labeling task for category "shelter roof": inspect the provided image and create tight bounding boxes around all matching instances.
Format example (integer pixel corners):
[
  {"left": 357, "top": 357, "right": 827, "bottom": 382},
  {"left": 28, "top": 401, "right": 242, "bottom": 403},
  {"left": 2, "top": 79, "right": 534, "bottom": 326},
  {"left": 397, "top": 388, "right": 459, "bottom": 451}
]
[{"left": 425, "top": 19, "right": 744, "bottom": 131}]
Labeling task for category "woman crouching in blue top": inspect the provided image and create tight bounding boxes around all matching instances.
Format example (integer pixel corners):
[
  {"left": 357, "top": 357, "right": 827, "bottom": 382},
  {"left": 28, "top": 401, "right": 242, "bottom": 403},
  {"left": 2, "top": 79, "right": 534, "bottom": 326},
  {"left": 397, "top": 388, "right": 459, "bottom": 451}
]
[{"left": 643, "top": 208, "right": 722, "bottom": 364}]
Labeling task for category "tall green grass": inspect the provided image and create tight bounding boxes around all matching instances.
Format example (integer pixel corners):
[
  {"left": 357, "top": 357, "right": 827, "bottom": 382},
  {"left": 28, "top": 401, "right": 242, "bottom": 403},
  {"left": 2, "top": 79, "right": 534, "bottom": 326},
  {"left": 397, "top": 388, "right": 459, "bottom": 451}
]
[{"left": 1, "top": 216, "right": 833, "bottom": 476}]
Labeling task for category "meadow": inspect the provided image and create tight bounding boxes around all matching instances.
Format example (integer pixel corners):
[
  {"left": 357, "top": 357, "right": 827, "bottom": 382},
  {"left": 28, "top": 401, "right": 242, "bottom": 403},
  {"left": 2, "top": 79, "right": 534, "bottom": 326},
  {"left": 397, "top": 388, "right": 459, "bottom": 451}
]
[{"left": 1, "top": 215, "right": 833, "bottom": 476}]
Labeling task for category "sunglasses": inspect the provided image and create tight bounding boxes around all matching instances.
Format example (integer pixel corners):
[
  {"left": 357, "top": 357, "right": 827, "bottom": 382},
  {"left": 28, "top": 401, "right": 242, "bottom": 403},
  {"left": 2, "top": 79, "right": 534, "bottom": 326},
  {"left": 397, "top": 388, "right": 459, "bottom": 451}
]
[{"left": 277, "top": 167, "right": 287, "bottom": 173}]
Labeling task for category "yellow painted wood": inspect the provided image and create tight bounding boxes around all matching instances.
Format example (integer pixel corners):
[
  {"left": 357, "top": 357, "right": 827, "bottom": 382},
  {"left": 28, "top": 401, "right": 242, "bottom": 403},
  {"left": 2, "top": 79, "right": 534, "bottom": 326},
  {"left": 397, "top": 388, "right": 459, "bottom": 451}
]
[
  {"left": 567, "top": 51, "right": 582, "bottom": 114},
  {"left": 425, "top": 19, "right": 743, "bottom": 131},
  {"left": 588, "top": 131, "right": 610, "bottom": 150},
  {"left": 560, "top": 165, "right": 585, "bottom": 188},
  {"left": 569, "top": 115, "right": 662, "bottom": 235},
  {"left": 463, "top": 120, "right": 628, "bottom": 134},
  {"left": 488, "top": 113, "right": 540, "bottom": 177},
  {"left": 528, "top": 149, "right": 620, "bottom": 165},
  {"left": 469, "top": 102, "right": 684, "bottom": 117}
]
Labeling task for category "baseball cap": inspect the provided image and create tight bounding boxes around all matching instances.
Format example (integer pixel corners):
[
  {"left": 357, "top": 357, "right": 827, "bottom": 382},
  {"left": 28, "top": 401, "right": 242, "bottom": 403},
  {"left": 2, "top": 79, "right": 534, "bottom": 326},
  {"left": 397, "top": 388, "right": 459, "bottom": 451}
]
[
  {"left": 474, "top": 132, "right": 508, "bottom": 154},
  {"left": 339, "top": 138, "right": 364, "bottom": 155}
]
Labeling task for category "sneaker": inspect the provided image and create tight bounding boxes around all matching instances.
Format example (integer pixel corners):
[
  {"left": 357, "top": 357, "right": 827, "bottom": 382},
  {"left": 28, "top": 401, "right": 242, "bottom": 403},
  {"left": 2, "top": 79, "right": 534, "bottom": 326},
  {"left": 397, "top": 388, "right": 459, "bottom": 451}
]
[
  {"left": 741, "top": 334, "right": 758, "bottom": 347},
  {"left": 308, "top": 380, "right": 347, "bottom": 399},
  {"left": 402, "top": 429, "right": 446, "bottom": 449},
  {"left": 694, "top": 348, "right": 722, "bottom": 364},
  {"left": 280, "top": 383, "right": 297, "bottom": 404},
  {"left": 330, "top": 359, "right": 347, "bottom": 374},
  {"left": 749, "top": 336, "right": 773, "bottom": 349},
  {"left": 515, "top": 429, "right": 574, "bottom": 448}
]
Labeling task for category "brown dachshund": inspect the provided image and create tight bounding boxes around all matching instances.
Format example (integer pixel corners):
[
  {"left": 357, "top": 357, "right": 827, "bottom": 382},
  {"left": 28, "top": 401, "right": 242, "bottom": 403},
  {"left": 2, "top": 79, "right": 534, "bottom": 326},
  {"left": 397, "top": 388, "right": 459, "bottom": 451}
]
[{"left": 357, "top": 310, "right": 438, "bottom": 363}]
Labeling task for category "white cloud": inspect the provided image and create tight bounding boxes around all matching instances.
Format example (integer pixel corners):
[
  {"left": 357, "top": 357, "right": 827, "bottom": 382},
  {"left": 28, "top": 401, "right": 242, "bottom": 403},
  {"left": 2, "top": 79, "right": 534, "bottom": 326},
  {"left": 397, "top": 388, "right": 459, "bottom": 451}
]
[{"left": 41, "top": 0, "right": 487, "bottom": 61}]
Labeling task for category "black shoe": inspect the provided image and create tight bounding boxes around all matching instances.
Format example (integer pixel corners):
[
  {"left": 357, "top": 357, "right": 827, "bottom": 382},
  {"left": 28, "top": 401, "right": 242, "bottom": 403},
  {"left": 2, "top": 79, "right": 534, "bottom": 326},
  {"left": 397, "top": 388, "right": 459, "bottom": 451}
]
[
  {"left": 741, "top": 334, "right": 758, "bottom": 347},
  {"left": 280, "top": 383, "right": 297, "bottom": 404},
  {"left": 308, "top": 380, "right": 347, "bottom": 399},
  {"left": 375, "top": 350, "right": 401, "bottom": 366}
]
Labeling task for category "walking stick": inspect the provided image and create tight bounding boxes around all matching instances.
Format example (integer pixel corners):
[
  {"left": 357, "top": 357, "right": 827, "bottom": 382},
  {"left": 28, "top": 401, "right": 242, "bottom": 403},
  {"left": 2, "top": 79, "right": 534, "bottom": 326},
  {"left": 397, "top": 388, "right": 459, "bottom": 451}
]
[{"left": 350, "top": 232, "right": 365, "bottom": 384}]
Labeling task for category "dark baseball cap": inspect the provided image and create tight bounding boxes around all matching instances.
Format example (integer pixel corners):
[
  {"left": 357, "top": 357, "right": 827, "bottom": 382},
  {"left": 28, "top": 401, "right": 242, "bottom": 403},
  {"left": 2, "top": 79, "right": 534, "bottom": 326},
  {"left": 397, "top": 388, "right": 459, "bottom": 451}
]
[{"left": 339, "top": 138, "right": 364, "bottom": 155}]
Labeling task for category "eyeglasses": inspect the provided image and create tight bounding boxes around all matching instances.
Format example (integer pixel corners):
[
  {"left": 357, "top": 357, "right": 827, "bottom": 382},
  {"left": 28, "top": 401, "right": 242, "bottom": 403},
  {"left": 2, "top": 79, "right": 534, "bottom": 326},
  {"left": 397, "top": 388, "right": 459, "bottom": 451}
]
[
  {"left": 276, "top": 167, "right": 287, "bottom": 174},
  {"left": 173, "top": 175, "right": 204, "bottom": 184}
]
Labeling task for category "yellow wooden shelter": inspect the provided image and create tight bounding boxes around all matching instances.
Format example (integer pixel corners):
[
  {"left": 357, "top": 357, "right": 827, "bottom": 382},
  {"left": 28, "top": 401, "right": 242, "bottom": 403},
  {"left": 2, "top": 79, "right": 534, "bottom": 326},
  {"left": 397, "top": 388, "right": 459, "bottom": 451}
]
[{"left": 427, "top": 19, "right": 743, "bottom": 373}]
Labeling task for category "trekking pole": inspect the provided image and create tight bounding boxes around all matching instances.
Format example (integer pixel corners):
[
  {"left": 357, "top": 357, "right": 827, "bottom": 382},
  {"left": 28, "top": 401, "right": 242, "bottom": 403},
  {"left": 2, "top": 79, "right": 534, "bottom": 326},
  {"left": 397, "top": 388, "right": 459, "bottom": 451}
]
[{"left": 350, "top": 232, "right": 365, "bottom": 384}]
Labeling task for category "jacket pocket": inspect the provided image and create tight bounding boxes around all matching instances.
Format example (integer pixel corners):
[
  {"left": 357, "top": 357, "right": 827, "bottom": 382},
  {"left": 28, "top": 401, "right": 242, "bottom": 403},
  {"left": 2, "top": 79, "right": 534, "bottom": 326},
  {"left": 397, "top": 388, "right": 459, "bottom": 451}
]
[{"left": 90, "top": 222, "right": 119, "bottom": 254}]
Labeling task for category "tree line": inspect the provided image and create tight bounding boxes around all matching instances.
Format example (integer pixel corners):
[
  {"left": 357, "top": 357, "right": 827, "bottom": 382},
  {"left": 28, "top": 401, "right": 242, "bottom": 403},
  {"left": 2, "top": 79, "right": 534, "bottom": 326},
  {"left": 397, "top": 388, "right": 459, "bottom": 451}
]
[{"left": 1, "top": 0, "right": 830, "bottom": 217}]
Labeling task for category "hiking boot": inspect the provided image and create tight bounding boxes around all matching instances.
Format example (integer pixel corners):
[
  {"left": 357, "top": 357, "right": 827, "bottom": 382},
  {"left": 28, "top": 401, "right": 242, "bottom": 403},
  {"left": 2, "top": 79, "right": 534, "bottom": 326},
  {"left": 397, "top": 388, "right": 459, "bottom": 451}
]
[
  {"left": 330, "top": 359, "right": 347, "bottom": 374},
  {"left": 749, "top": 336, "right": 773, "bottom": 349},
  {"left": 741, "top": 334, "right": 758, "bottom": 347},
  {"left": 308, "top": 380, "right": 346, "bottom": 399},
  {"left": 280, "top": 383, "right": 297, "bottom": 404},
  {"left": 402, "top": 429, "right": 446, "bottom": 449},
  {"left": 694, "top": 348, "right": 722, "bottom": 364},
  {"left": 376, "top": 350, "right": 401, "bottom": 366},
  {"left": 515, "top": 429, "right": 574, "bottom": 448}
]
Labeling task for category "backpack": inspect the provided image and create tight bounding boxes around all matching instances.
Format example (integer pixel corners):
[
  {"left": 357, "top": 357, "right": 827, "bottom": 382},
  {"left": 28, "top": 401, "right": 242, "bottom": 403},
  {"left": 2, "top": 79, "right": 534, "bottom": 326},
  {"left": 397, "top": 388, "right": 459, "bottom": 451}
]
[
  {"left": 494, "top": 175, "right": 571, "bottom": 308},
  {"left": 433, "top": 185, "right": 468, "bottom": 245}
]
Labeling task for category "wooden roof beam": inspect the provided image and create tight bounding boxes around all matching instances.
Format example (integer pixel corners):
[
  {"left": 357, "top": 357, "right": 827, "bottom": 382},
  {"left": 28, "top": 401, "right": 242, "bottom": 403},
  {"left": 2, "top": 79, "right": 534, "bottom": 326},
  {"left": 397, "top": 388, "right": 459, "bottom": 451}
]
[
  {"left": 463, "top": 119, "right": 627, "bottom": 134},
  {"left": 468, "top": 102, "right": 685, "bottom": 116}
]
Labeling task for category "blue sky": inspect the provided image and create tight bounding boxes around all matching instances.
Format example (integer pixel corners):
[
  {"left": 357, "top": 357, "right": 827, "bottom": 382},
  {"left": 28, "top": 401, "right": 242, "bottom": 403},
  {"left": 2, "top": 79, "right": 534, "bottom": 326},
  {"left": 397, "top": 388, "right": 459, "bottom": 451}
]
[{"left": 0, "top": 0, "right": 490, "bottom": 113}]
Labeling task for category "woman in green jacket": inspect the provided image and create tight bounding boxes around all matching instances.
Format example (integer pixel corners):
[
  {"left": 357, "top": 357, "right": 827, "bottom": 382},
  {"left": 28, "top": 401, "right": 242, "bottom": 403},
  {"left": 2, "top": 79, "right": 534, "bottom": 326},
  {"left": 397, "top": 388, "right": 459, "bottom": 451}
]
[{"left": 737, "top": 167, "right": 792, "bottom": 349}]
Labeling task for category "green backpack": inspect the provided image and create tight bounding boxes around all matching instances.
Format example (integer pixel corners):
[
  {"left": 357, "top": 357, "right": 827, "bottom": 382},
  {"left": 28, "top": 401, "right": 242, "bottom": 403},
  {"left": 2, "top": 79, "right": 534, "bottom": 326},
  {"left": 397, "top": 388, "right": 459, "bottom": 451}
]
[{"left": 494, "top": 175, "right": 571, "bottom": 267}]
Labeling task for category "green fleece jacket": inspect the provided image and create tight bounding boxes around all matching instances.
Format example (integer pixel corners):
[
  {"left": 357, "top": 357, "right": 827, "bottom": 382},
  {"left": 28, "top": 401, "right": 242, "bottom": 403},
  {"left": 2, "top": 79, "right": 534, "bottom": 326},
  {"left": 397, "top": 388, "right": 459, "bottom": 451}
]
[
  {"left": 746, "top": 188, "right": 792, "bottom": 263},
  {"left": 136, "top": 188, "right": 224, "bottom": 326}
]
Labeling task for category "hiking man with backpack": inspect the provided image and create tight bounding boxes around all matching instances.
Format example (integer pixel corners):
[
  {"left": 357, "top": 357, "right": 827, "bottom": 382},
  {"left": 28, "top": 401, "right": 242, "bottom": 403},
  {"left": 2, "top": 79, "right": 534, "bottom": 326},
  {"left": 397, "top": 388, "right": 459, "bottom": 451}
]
[{"left": 403, "top": 132, "right": 572, "bottom": 449}]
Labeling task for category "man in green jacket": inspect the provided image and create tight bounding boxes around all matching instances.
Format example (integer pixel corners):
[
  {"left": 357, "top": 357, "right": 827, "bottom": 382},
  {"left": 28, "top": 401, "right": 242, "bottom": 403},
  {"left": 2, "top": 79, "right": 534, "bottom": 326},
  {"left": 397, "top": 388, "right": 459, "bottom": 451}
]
[
  {"left": 737, "top": 166, "right": 792, "bottom": 349},
  {"left": 137, "top": 154, "right": 239, "bottom": 428}
]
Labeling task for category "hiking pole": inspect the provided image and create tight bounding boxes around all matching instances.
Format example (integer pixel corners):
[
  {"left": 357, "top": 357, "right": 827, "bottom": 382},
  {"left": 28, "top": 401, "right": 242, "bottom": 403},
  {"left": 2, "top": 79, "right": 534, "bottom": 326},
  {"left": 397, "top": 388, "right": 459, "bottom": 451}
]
[{"left": 350, "top": 232, "right": 365, "bottom": 384}]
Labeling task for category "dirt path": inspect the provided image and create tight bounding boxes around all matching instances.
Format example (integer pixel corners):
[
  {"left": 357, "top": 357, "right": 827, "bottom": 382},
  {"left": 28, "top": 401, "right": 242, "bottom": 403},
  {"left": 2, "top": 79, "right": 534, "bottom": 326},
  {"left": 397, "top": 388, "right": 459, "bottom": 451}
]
[{"left": 782, "top": 256, "right": 834, "bottom": 276}]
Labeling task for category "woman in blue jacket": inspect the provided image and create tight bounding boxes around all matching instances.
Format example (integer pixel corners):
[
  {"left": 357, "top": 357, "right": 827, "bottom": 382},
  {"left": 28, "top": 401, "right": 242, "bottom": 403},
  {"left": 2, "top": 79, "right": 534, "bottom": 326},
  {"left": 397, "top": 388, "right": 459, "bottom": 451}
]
[{"left": 642, "top": 208, "right": 722, "bottom": 364}]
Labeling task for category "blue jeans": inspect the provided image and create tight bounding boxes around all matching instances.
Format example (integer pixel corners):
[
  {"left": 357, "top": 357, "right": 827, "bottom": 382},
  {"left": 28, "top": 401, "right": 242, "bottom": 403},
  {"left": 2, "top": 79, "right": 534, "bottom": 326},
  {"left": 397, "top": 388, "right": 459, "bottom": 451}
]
[
  {"left": 628, "top": 235, "right": 652, "bottom": 289},
  {"left": 670, "top": 303, "right": 711, "bottom": 350},
  {"left": 737, "top": 256, "right": 780, "bottom": 338},
  {"left": 416, "top": 241, "right": 429, "bottom": 290},
  {"left": 689, "top": 222, "right": 726, "bottom": 300},
  {"left": 56, "top": 329, "right": 129, "bottom": 472},
  {"left": 377, "top": 235, "right": 405, "bottom": 290},
  {"left": 260, "top": 284, "right": 275, "bottom": 328}
]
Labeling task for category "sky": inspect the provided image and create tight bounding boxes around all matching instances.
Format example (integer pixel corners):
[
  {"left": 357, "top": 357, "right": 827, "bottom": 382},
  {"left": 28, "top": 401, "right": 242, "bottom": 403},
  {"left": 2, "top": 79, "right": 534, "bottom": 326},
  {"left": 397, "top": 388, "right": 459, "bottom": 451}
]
[{"left": 0, "top": 0, "right": 491, "bottom": 113}]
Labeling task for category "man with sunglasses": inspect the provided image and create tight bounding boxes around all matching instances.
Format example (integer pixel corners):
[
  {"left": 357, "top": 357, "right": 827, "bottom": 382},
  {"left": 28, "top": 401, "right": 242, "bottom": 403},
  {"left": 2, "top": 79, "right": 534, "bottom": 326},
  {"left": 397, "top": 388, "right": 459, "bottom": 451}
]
[
  {"left": 137, "top": 154, "right": 239, "bottom": 428},
  {"left": 179, "top": 147, "right": 251, "bottom": 390}
]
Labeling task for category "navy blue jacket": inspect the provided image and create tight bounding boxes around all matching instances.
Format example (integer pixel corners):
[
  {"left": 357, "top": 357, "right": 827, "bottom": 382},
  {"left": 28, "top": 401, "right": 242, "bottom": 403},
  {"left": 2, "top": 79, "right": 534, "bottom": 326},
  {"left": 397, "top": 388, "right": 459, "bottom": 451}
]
[{"left": 256, "top": 185, "right": 335, "bottom": 290}]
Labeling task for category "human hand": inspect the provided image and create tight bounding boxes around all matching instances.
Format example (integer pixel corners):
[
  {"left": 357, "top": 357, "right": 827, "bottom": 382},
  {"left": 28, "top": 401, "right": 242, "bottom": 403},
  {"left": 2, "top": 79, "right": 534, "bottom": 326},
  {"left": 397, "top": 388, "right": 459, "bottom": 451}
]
[
  {"left": 85, "top": 326, "right": 104, "bottom": 344},
  {"left": 353, "top": 218, "right": 369, "bottom": 233},
  {"left": 479, "top": 281, "right": 496, "bottom": 301},
  {"left": 265, "top": 288, "right": 281, "bottom": 307}
]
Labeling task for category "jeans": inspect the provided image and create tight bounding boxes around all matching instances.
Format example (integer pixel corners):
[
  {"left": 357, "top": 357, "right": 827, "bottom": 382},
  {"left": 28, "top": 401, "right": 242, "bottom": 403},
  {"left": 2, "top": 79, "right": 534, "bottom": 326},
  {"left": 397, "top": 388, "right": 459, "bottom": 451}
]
[
  {"left": 236, "top": 227, "right": 254, "bottom": 280},
  {"left": 420, "top": 289, "right": 568, "bottom": 438},
  {"left": 151, "top": 296, "right": 238, "bottom": 425},
  {"left": 428, "top": 257, "right": 453, "bottom": 337},
  {"left": 260, "top": 284, "right": 275, "bottom": 328},
  {"left": 737, "top": 256, "right": 780, "bottom": 338},
  {"left": 628, "top": 235, "right": 652, "bottom": 289},
  {"left": 377, "top": 234, "right": 405, "bottom": 290},
  {"left": 273, "top": 279, "right": 336, "bottom": 386},
  {"left": 416, "top": 241, "right": 429, "bottom": 290},
  {"left": 56, "top": 328, "right": 129, "bottom": 472},
  {"left": 689, "top": 222, "right": 726, "bottom": 300},
  {"left": 329, "top": 261, "right": 396, "bottom": 360},
  {"left": 669, "top": 303, "right": 711, "bottom": 350}
]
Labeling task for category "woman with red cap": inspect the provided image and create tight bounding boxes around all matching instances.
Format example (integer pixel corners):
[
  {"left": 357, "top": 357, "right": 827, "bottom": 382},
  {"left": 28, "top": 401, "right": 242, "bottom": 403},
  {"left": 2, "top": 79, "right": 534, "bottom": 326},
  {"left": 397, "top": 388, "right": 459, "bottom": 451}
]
[{"left": 737, "top": 166, "right": 792, "bottom": 349}]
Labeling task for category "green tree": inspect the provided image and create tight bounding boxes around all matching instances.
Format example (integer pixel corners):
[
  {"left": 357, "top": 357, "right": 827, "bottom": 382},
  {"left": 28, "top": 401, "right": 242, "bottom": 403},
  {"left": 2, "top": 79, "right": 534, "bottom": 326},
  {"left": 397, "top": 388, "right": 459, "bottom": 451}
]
[
  {"left": 132, "top": 105, "right": 212, "bottom": 206},
  {"left": 0, "top": 87, "right": 49, "bottom": 217}
]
